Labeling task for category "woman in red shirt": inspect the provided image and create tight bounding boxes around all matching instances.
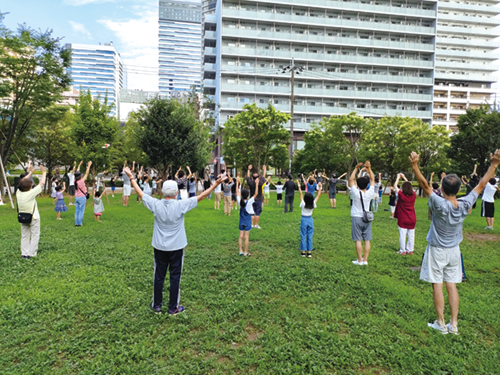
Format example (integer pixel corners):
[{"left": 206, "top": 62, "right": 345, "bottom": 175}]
[{"left": 394, "top": 173, "right": 416, "bottom": 255}]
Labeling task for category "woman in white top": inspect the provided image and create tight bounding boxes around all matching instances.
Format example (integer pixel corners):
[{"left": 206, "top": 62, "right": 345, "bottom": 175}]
[
  {"left": 270, "top": 179, "right": 284, "bottom": 206},
  {"left": 214, "top": 179, "right": 222, "bottom": 210},
  {"left": 482, "top": 178, "right": 500, "bottom": 229},
  {"left": 297, "top": 180, "right": 322, "bottom": 258},
  {"left": 17, "top": 165, "right": 47, "bottom": 259}
]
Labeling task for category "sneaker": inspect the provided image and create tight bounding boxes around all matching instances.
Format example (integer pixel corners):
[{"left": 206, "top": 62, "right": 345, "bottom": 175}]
[
  {"left": 446, "top": 323, "right": 458, "bottom": 335},
  {"left": 397, "top": 250, "right": 406, "bottom": 255},
  {"left": 352, "top": 260, "right": 363, "bottom": 265},
  {"left": 255, "top": 225, "right": 262, "bottom": 229},
  {"left": 168, "top": 306, "right": 185, "bottom": 315},
  {"left": 150, "top": 304, "right": 162, "bottom": 314},
  {"left": 362, "top": 261, "right": 368, "bottom": 265},
  {"left": 427, "top": 321, "right": 448, "bottom": 334},
  {"left": 484, "top": 226, "right": 491, "bottom": 230},
  {"left": 239, "top": 253, "right": 244, "bottom": 256}
]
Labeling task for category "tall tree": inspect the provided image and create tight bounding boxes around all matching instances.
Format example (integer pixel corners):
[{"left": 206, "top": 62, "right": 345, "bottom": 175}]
[
  {"left": 0, "top": 19, "right": 71, "bottom": 182},
  {"left": 134, "top": 97, "right": 212, "bottom": 176},
  {"left": 448, "top": 107, "right": 500, "bottom": 177},
  {"left": 223, "top": 103, "right": 290, "bottom": 172},
  {"left": 292, "top": 113, "right": 366, "bottom": 175},
  {"left": 70, "top": 90, "right": 120, "bottom": 177}
]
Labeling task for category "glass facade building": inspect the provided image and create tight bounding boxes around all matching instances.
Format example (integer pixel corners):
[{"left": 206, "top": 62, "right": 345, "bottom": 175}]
[
  {"left": 65, "top": 43, "right": 127, "bottom": 117},
  {"left": 159, "top": 0, "right": 203, "bottom": 96}
]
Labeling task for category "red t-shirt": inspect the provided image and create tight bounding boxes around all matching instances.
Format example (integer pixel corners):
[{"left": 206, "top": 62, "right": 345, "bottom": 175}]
[{"left": 396, "top": 192, "right": 416, "bottom": 229}]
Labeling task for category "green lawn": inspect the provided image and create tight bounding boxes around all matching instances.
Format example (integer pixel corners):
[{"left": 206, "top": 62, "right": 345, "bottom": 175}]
[{"left": 1, "top": 193, "right": 499, "bottom": 374}]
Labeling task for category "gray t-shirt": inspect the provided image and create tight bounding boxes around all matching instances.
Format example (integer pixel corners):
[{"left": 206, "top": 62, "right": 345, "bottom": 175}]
[
  {"left": 329, "top": 178, "right": 339, "bottom": 193},
  {"left": 223, "top": 182, "right": 234, "bottom": 197},
  {"left": 93, "top": 197, "right": 105, "bottom": 214},
  {"left": 122, "top": 172, "right": 130, "bottom": 185},
  {"left": 427, "top": 191, "right": 478, "bottom": 248},
  {"left": 142, "top": 195, "right": 198, "bottom": 251},
  {"left": 372, "top": 182, "right": 381, "bottom": 199}
]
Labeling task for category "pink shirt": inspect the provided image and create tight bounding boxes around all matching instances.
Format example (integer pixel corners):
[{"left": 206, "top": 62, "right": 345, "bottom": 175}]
[{"left": 75, "top": 179, "right": 87, "bottom": 197}]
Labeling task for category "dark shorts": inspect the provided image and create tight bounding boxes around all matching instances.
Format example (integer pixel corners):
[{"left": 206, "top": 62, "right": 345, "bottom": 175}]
[
  {"left": 329, "top": 191, "right": 337, "bottom": 199},
  {"left": 69, "top": 185, "right": 75, "bottom": 196},
  {"left": 253, "top": 200, "right": 263, "bottom": 216},
  {"left": 189, "top": 192, "right": 196, "bottom": 198},
  {"left": 277, "top": 193, "right": 283, "bottom": 200},
  {"left": 239, "top": 220, "right": 252, "bottom": 231},
  {"left": 204, "top": 181, "right": 211, "bottom": 190},
  {"left": 232, "top": 193, "right": 237, "bottom": 202},
  {"left": 482, "top": 201, "right": 495, "bottom": 218}
]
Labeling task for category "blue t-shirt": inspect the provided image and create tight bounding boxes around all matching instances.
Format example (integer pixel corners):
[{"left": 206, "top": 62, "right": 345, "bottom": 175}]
[
  {"left": 306, "top": 183, "right": 317, "bottom": 197},
  {"left": 189, "top": 181, "right": 196, "bottom": 193}
]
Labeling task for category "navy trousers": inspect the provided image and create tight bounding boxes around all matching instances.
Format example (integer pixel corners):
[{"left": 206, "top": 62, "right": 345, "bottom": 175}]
[{"left": 153, "top": 248, "right": 184, "bottom": 309}]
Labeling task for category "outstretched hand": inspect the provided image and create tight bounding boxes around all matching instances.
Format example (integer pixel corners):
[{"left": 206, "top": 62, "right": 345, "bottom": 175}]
[
  {"left": 364, "top": 161, "right": 371, "bottom": 169},
  {"left": 355, "top": 162, "right": 364, "bottom": 169},
  {"left": 123, "top": 167, "right": 133, "bottom": 178},
  {"left": 490, "top": 149, "right": 500, "bottom": 166},
  {"left": 409, "top": 152, "right": 419, "bottom": 165},
  {"left": 40, "top": 165, "right": 46, "bottom": 173}
]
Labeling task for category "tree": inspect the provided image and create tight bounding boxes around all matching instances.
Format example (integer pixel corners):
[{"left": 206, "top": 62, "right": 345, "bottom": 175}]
[
  {"left": 360, "top": 116, "right": 450, "bottom": 183},
  {"left": 0, "top": 19, "right": 71, "bottom": 189},
  {"left": 134, "top": 97, "right": 212, "bottom": 176},
  {"left": 70, "top": 90, "right": 120, "bottom": 177},
  {"left": 292, "top": 113, "right": 366, "bottom": 175},
  {"left": 223, "top": 103, "right": 290, "bottom": 173},
  {"left": 448, "top": 107, "right": 500, "bottom": 177},
  {"left": 29, "top": 105, "right": 73, "bottom": 191}
]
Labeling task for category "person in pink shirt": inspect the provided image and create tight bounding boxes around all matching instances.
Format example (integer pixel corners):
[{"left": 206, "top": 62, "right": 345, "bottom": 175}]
[{"left": 74, "top": 161, "right": 92, "bottom": 227}]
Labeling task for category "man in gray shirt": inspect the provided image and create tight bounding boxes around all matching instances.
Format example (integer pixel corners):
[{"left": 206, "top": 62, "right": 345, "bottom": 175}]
[
  {"left": 124, "top": 166, "right": 224, "bottom": 315},
  {"left": 122, "top": 161, "right": 134, "bottom": 207},
  {"left": 411, "top": 149, "right": 500, "bottom": 335}
]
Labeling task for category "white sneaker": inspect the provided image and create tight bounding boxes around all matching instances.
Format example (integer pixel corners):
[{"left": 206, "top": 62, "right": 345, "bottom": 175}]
[
  {"left": 427, "top": 321, "right": 448, "bottom": 334},
  {"left": 255, "top": 225, "right": 262, "bottom": 229},
  {"left": 362, "top": 261, "right": 368, "bottom": 265},
  {"left": 352, "top": 260, "right": 363, "bottom": 265},
  {"left": 446, "top": 323, "right": 458, "bottom": 335},
  {"left": 0, "top": 201, "right": 5, "bottom": 205}
]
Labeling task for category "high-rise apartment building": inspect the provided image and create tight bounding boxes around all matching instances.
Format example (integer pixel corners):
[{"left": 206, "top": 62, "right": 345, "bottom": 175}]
[
  {"left": 433, "top": 0, "right": 500, "bottom": 131},
  {"left": 159, "top": 0, "right": 203, "bottom": 96},
  {"left": 65, "top": 43, "right": 127, "bottom": 117},
  {"left": 202, "top": 0, "right": 437, "bottom": 148}
]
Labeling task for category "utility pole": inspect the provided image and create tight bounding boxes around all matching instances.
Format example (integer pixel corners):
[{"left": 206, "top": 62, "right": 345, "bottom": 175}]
[{"left": 281, "top": 58, "right": 303, "bottom": 171}]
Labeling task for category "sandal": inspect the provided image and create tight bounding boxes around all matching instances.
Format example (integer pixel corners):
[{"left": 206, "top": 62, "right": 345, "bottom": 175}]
[
  {"left": 246, "top": 253, "right": 252, "bottom": 257},
  {"left": 239, "top": 253, "right": 244, "bottom": 256},
  {"left": 307, "top": 252, "right": 312, "bottom": 258},
  {"left": 301, "top": 252, "right": 306, "bottom": 257}
]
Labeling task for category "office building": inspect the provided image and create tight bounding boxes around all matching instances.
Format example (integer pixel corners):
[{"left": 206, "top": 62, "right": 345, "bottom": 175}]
[
  {"left": 65, "top": 42, "right": 127, "bottom": 117},
  {"left": 159, "top": 0, "right": 203, "bottom": 96},
  {"left": 202, "top": 0, "right": 437, "bottom": 149},
  {"left": 433, "top": 0, "right": 500, "bottom": 131}
]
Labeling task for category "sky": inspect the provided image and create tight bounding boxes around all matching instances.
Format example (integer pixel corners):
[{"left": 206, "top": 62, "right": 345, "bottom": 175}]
[{"left": 0, "top": 0, "right": 159, "bottom": 91}]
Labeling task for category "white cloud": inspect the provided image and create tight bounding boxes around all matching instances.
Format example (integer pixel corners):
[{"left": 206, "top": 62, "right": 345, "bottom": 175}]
[
  {"left": 69, "top": 21, "right": 92, "bottom": 39},
  {"left": 98, "top": 7, "right": 158, "bottom": 91},
  {"left": 64, "top": 0, "right": 114, "bottom": 6}
]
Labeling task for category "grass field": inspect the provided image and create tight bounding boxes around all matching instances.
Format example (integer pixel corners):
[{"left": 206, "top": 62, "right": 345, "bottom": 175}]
[{"left": 1, "top": 192, "right": 499, "bottom": 374}]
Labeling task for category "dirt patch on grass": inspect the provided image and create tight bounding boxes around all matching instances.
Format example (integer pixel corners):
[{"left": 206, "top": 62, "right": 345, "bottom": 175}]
[
  {"left": 465, "top": 232, "right": 500, "bottom": 242},
  {"left": 357, "top": 365, "right": 390, "bottom": 374},
  {"left": 409, "top": 267, "right": 421, "bottom": 272},
  {"left": 217, "top": 356, "right": 232, "bottom": 364},
  {"left": 204, "top": 351, "right": 217, "bottom": 360},
  {"left": 245, "top": 323, "right": 262, "bottom": 342}
]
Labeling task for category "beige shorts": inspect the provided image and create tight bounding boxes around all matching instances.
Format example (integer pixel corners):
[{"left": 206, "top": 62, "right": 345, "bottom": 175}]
[
  {"left": 123, "top": 184, "right": 131, "bottom": 196},
  {"left": 420, "top": 244, "right": 462, "bottom": 284},
  {"left": 215, "top": 192, "right": 222, "bottom": 203}
]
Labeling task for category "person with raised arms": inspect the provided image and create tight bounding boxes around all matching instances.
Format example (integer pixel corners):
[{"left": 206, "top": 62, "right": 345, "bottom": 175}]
[
  {"left": 349, "top": 161, "right": 375, "bottom": 266},
  {"left": 411, "top": 149, "right": 500, "bottom": 335},
  {"left": 328, "top": 172, "right": 347, "bottom": 209},
  {"left": 121, "top": 161, "right": 134, "bottom": 207},
  {"left": 122, "top": 166, "right": 224, "bottom": 315}
]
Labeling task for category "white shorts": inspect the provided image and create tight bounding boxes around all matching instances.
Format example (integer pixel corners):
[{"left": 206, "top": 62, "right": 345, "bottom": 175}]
[
  {"left": 390, "top": 206, "right": 396, "bottom": 213},
  {"left": 180, "top": 189, "right": 188, "bottom": 200},
  {"left": 123, "top": 184, "right": 131, "bottom": 196},
  {"left": 420, "top": 244, "right": 462, "bottom": 284}
]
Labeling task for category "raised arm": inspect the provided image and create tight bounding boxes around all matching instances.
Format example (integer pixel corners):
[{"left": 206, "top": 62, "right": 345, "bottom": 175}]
[
  {"left": 197, "top": 177, "right": 225, "bottom": 202},
  {"left": 365, "top": 161, "right": 375, "bottom": 187},
  {"left": 314, "top": 182, "right": 322, "bottom": 203},
  {"left": 473, "top": 150, "right": 500, "bottom": 195},
  {"left": 301, "top": 174, "right": 307, "bottom": 185},
  {"left": 339, "top": 172, "right": 347, "bottom": 179},
  {"left": 25, "top": 161, "right": 34, "bottom": 179},
  {"left": 394, "top": 174, "right": 401, "bottom": 193},
  {"left": 297, "top": 180, "right": 303, "bottom": 201},
  {"left": 186, "top": 166, "right": 193, "bottom": 179},
  {"left": 83, "top": 161, "right": 92, "bottom": 181},
  {"left": 236, "top": 177, "right": 241, "bottom": 197},
  {"left": 77, "top": 161, "right": 83, "bottom": 172},
  {"left": 349, "top": 163, "right": 364, "bottom": 187},
  {"left": 39, "top": 166, "right": 47, "bottom": 187},
  {"left": 358, "top": 167, "right": 366, "bottom": 178},
  {"left": 400, "top": 173, "right": 408, "bottom": 182},
  {"left": 428, "top": 171, "right": 434, "bottom": 184},
  {"left": 247, "top": 164, "right": 252, "bottom": 178},
  {"left": 409, "top": 152, "right": 432, "bottom": 197},
  {"left": 472, "top": 164, "right": 477, "bottom": 177},
  {"left": 262, "top": 164, "right": 267, "bottom": 178},
  {"left": 124, "top": 167, "right": 144, "bottom": 199}
]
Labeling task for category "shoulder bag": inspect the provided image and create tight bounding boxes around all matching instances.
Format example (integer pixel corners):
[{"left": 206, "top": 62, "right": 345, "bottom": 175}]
[
  {"left": 77, "top": 182, "right": 90, "bottom": 200},
  {"left": 17, "top": 201, "right": 36, "bottom": 224},
  {"left": 360, "top": 191, "right": 374, "bottom": 223}
]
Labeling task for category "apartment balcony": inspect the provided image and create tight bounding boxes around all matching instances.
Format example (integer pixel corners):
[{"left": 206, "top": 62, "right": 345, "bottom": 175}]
[
  {"left": 438, "top": 1, "right": 500, "bottom": 14},
  {"left": 240, "top": 0, "right": 437, "bottom": 18},
  {"left": 221, "top": 46, "right": 434, "bottom": 69},
  {"left": 438, "top": 13, "right": 500, "bottom": 26},
  {"left": 223, "top": 28, "right": 435, "bottom": 52},
  {"left": 204, "top": 14, "right": 216, "bottom": 23},
  {"left": 435, "top": 60, "right": 498, "bottom": 71},
  {"left": 434, "top": 85, "right": 495, "bottom": 94},
  {"left": 222, "top": 9, "right": 436, "bottom": 35},
  {"left": 219, "top": 101, "right": 432, "bottom": 118},
  {"left": 434, "top": 72, "right": 497, "bottom": 82},
  {"left": 435, "top": 37, "right": 499, "bottom": 49},
  {"left": 435, "top": 49, "right": 499, "bottom": 60},
  {"left": 204, "top": 63, "right": 217, "bottom": 71},
  {"left": 221, "top": 65, "right": 434, "bottom": 85},
  {"left": 204, "top": 47, "right": 217, "bottom": 56},
  {"left": 204, "top": 79, "right": 216, "bottom": 87},
  {"left": 221, "top": 83, "right": 433, "bottom": 102},
  {"left": 438, "top": 26, "right": 500, "bottom": 37},
  {"left": 204, "top": 30, "right": 217, "bottom": 39}
]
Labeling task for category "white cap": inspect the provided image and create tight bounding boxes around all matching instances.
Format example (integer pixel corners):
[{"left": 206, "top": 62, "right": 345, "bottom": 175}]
[{"left": 163, "top": 180, "right": 178, "bottom": 191}]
